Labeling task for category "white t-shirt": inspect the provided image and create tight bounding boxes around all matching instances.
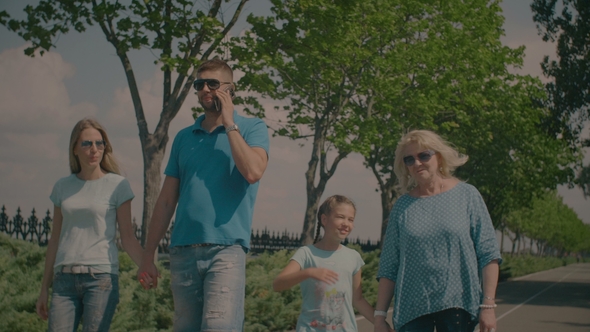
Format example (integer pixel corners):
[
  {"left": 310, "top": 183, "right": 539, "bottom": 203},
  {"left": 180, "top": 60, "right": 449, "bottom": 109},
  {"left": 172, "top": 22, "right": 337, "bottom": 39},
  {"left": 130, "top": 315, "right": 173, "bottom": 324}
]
[
  {"left": 50, "top": 173, "right": 134, "bottom": 274},
  {"left": 291, "top": 245, "right": 365, "bottom": 332}
]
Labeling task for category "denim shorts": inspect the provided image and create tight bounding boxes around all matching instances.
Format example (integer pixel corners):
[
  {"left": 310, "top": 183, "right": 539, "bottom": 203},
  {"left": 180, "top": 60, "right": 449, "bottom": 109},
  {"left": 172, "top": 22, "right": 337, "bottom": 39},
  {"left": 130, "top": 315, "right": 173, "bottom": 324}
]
[
  {"left": 48, "top": 272, "right": 119, "bottom": 332},
  {"left": 169, "top": 244, "right": 246, "bottom": 332}
]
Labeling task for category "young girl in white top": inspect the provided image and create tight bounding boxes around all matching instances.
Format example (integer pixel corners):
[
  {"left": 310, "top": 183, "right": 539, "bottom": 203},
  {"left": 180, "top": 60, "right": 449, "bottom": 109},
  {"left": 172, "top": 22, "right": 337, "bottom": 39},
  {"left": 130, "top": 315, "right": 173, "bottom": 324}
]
[
  {"left": 35, "top": 118, "right": 146, "bottom": 332},
  {"left": 273, "top": 195, "right": 393, "bottom": 331}
]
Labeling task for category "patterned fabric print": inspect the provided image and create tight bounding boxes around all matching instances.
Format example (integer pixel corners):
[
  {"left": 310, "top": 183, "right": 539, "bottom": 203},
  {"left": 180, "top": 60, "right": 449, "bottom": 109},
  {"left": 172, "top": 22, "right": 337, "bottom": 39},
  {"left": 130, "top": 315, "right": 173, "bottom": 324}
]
[
  {"left": 377, "top": 182, "right": 501, "bottom": 330},
  {"left": 292, "top": 245, "right": 364, "bottom": 332}
]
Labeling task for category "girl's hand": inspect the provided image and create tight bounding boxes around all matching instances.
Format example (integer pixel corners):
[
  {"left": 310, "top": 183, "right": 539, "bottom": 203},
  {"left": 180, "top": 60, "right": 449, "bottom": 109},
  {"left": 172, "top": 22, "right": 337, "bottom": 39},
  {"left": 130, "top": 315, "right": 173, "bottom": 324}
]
[
  {"left": 36, "top": 290, "right": 49, "bottom": 320},
  {"left": 308, "top": 267, "right": 339, "bottom": 284},
  {"left": 478, "top": 308, "right": 496, "bottom": 332}
]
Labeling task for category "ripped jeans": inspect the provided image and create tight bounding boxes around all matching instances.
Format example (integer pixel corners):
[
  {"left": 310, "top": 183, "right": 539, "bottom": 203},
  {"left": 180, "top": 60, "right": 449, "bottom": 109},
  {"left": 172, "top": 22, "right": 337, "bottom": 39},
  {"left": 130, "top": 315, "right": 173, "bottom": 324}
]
[
  {"left": 169, "top": 244, "right": 246, "bottom": 332},
  {"left": 48, "top": 272, "right": 119, "bottom": 332}
]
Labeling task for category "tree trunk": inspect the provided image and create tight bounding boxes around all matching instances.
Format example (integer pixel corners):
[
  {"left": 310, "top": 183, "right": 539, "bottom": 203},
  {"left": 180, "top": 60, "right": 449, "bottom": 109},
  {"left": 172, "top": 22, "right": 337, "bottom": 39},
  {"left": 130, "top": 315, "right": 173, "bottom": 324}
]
[
  {"left": 299, "top": 116, "right": 348, "bottom": 245},
  {"left": 140, "top": 138, "right": 167, "bottom": 246},
  {"left": 300, "top": 186, "right": 323, "bottom": 245},
  {"left": 379, "top": 190, "right": 396, "bottom": 247}
]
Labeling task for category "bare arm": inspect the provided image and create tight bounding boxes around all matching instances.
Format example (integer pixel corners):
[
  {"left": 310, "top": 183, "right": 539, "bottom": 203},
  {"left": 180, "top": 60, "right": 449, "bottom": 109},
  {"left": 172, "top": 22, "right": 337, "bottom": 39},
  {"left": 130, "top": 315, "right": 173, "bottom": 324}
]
[
  {"left": 228, "top": 138, "right": 268, "bottom": 184},
  {"left": 36, "top": 206, "right": 63, "bottom": 320},
  {"left": 374, "top": 277, "right": 396, "bottom": 332},
  {"left": 137, "top": 176, "right": 179, "bottom": 288},
  {"left": 272, "top": 260, "right": 339, "bottom": 292},
  {"left": 479, "top": 260, "right": 499, "bottom": 331},
  {"left": 116, "top": 199, "right": 144, "bottom": 266},
  {"left": 217, "top": 88, "right": 268, "bottom": 184},
  {"left": 352, "top": 269, "right": 376, "bottom": 324}
]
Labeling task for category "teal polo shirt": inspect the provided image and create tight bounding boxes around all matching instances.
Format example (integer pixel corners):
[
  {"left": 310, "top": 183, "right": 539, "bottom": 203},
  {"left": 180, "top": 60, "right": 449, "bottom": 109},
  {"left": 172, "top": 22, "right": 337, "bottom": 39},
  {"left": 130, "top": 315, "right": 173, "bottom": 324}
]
[{"left": 165, "top": 111, "right": 270, "bottom": 250}]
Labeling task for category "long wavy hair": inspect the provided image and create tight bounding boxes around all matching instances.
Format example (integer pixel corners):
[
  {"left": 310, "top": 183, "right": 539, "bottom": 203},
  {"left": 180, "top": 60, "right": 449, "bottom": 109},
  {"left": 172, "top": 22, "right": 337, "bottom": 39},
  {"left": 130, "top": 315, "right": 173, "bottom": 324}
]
[
  {"left": 393, "top": 130, "right": 468, "bottom": 194},
  {"left": 68, "top": 118, "right": 120, "bottom": 175},
  {"left": 314, "top": 195, "right": 356, "bottom": 243}
]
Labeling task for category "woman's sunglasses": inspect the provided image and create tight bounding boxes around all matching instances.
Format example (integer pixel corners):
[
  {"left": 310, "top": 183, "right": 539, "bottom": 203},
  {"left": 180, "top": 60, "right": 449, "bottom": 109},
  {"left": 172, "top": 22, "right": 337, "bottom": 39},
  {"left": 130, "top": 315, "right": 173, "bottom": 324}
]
[
  {"left": 193, "top": 78, "right": 232, "bottom": 91},
  {"left": 403, "top": 150, "right": 436, "bottom": 166},
  {"left": 80, "top": 140, "right": 106, "bottom": 150}
]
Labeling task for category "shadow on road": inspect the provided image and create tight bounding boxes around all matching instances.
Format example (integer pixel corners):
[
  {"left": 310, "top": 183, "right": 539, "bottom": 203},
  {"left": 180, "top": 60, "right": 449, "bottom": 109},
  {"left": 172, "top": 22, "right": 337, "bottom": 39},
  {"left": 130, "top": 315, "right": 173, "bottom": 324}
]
[{"left": 497, "top": 279, "right": 590, "bottom": 309}]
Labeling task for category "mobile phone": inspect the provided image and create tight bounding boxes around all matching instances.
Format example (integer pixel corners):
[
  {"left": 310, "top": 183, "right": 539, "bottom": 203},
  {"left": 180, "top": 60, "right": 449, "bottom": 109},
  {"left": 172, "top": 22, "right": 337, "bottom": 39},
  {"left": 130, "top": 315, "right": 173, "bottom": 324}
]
[{"left": 214, "top": 87, "right": 236, "bottom": 112}]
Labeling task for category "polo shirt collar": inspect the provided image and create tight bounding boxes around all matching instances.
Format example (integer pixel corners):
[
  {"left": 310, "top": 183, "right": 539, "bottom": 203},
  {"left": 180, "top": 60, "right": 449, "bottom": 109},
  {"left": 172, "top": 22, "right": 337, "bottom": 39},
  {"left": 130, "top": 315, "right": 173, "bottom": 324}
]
[{"left": 191, "top": 110, "right": 239, "bottom": 134}]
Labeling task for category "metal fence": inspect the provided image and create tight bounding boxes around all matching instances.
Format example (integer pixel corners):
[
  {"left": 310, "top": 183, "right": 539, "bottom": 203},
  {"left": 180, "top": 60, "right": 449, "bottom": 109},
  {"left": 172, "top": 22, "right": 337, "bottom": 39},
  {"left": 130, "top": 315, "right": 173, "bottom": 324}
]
[{"left": 0, "top": 205, "right": 380, "bottom": 253}]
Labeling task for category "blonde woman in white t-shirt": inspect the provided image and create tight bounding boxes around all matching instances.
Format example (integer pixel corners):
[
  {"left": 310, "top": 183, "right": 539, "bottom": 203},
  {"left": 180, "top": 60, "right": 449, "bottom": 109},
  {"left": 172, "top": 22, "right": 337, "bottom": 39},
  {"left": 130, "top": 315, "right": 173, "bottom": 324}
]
[{"left": 36, "top": 118, "right": 147, "bottom": 332}]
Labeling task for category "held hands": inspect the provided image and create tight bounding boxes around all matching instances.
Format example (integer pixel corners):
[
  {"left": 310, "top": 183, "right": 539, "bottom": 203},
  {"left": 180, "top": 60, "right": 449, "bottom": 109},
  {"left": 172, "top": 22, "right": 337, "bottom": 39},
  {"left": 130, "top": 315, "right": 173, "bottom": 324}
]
[
  {"left": 307, "top": 267, "right": 339, "bottom": 285},
  {"left": 36, "top": 289, "right": 49, "bottom": 320},
  {"left": 137, "top": 259, "right": 160, "bottom": 290}
]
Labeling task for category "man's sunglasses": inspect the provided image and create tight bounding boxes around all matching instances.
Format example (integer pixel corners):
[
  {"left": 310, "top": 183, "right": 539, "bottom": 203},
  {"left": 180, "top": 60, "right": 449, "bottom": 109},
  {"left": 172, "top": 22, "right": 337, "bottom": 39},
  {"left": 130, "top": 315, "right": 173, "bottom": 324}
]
[
  {"left": 80, "top": 140, "right": 106, "bottom": 150},
  {"left": 403, "top": 150, "right": 436, "bottom": 166},
  {"left": 193, "top": 79, "right": 232, "bottom": 91}
]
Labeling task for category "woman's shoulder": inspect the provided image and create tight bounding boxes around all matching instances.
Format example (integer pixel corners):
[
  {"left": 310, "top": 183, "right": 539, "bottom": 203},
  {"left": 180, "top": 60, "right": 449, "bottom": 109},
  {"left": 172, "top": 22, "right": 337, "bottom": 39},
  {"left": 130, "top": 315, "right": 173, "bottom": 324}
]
[
  {"left": 53, "top": 173, "right": 78, "bottom": 186},
  {"left": 454, "top": 181, "right": 481, "bottom": 195}
]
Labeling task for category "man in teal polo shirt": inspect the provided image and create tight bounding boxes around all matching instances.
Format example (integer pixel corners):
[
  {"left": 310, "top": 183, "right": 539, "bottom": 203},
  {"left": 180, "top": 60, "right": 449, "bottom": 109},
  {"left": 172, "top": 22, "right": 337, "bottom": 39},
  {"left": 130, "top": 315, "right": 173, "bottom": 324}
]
[{"left": 138, "top": 58, "right": 270, "bottom": 331}]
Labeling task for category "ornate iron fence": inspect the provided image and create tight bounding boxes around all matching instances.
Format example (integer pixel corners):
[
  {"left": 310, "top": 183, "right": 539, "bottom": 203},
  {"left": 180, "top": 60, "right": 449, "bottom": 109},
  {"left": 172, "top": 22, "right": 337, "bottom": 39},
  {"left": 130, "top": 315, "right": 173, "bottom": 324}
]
[{"left": 0, "top": 205, "right": 380, "bottom": 253}]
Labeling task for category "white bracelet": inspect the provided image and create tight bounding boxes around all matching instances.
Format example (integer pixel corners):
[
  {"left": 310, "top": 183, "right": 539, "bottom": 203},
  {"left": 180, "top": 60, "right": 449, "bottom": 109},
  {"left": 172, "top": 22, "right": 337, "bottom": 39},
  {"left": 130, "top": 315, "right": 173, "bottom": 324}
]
[
  {"left": 374, "top": 310, "right": 388, "bottom": 317},
  {"left": 479, "top": 304, "right": 497, "bottom": 309},
  {"left": 483, "top": 295, "right": 495, "bottom": 301}
]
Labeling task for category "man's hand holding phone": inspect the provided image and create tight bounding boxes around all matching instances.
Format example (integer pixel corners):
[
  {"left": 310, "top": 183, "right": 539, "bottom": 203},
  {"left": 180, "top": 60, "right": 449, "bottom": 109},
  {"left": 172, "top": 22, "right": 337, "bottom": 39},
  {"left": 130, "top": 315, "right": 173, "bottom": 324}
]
[{"left": 214, "top": 85, "right": 237, "bottom": 128}]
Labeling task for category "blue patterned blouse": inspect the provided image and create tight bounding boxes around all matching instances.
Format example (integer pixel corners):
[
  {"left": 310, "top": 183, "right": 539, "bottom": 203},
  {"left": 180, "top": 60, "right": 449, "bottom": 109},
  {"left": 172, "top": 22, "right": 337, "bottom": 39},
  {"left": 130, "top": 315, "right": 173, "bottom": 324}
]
[{"left": 377, "top": 182, "right": 502, "bottom": 330}]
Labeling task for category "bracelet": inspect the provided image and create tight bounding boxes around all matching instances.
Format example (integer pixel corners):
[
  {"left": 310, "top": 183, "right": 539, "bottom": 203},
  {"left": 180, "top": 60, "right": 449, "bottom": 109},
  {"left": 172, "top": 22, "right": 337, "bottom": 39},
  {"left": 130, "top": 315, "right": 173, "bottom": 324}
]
[
  {"left": 374, "top": 310, "right": 388, "bottom": 317},
  {"left": 483, "top": 296, "right": 495, "bottom": 301},
  {"left": 479, "top": 304, "right": 497, "bottom": 309}
]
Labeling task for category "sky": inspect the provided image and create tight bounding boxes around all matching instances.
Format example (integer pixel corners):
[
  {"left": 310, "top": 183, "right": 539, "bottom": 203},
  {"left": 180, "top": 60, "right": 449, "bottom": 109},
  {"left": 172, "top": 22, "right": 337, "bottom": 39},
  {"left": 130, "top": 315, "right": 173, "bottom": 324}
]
[{"left": 0, "top": 0, "right": 588, "bottom": 243}]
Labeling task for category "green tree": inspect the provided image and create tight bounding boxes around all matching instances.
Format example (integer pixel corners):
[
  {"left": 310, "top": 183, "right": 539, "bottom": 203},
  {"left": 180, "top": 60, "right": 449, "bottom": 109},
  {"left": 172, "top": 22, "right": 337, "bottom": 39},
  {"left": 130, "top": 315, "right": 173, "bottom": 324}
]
[
  {"left": 232, "top": 0, "right": 400, "bottom": 244},
  {"left": 531, "top": 0, "right": 590, "bottom": 197},
  {"left": 0, "top": 0, "right": 249, "bottom": 244},
  {"left": 351, "top": 0, "right": 577, "bottom": 242},
  {"left": 507, "top": 191, "right": 590, "bottom": 256}
]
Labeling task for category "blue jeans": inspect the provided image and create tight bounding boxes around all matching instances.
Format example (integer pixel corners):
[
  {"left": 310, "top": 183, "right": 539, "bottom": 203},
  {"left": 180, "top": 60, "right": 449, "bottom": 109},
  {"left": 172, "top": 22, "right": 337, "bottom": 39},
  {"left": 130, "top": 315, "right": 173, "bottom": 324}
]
[
  {"left": 399, "top": 308, "right": 477, "bottom": 332},
  {"left": 169, "top": 244, "right": 246, "bottom": 332},
  {"left": 48, "top": 272, "right": 119, "bottom": 332}
]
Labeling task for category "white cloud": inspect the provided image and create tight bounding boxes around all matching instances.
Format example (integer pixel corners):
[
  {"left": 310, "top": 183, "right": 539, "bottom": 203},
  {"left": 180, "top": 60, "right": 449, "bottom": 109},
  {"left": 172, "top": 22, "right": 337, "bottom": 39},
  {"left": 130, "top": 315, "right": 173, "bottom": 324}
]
[
  {"left": 0, "top": 46, "right": 97, "bottom": 132},
  {"left": 0, "top": 45, "right": 97, "bottom": 216}
]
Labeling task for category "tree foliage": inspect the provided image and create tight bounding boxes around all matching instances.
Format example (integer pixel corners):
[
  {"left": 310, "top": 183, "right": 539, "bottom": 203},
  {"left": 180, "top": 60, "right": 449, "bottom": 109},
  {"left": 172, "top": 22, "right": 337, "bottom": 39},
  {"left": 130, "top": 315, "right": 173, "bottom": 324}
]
[
  {"left": 347, "top": 0, "right": 578, "bottom": 241},
  {"left": 531, "top": 0, "right": 590, "bottom": 197},
  {"left": 0, "top": 0, "right": 249, "bottom": 244},
  {"left": 232, "top": 0, "right": 433, "bottom": 244},
  {"left": 505, "top": 191, "right": 590, "bottom": 254}
]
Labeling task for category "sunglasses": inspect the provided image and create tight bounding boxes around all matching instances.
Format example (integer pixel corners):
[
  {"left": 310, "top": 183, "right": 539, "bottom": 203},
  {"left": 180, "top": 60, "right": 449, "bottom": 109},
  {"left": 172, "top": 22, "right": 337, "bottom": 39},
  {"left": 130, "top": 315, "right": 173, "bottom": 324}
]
[
  {"left": 403, "top": 150, "right": 436, "bottom": 166},
  {"left": 193, "top": 78, "right": 232, "bottom": 91},
  {"left": 80, "top": 140, "right": 106, "bottom": 150}
]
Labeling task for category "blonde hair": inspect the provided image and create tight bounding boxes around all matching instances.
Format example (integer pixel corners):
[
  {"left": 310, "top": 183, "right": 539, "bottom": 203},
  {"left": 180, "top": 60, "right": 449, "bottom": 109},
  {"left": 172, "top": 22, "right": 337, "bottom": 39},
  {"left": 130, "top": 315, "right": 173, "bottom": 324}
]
[
  {"left": 394, "top": 130, "right": 468, "bottom": 193},
  {"left": 69, "top": 118, "right": 120, "bottom": 175},
  {"left": 314, "top": 195, "right": 356, "bottom": 243}
]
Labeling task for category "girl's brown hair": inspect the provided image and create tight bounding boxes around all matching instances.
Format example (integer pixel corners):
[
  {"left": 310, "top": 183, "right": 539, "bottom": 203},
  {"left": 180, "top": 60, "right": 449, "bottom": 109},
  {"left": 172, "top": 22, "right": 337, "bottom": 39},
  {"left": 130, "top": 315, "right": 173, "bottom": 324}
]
[{"left": 314, "top": 195, "right": 356, "bottom": 243}]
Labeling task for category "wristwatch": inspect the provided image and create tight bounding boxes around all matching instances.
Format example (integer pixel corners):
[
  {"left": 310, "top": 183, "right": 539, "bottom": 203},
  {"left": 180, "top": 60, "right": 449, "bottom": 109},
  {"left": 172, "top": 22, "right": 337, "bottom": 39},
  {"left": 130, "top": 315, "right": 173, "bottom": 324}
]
[
  {"left": 225, "top": 123, "right": 239, "bottom": 134},
  {"left": 374, "top": 310, "right": 387, "bottom": 317}
]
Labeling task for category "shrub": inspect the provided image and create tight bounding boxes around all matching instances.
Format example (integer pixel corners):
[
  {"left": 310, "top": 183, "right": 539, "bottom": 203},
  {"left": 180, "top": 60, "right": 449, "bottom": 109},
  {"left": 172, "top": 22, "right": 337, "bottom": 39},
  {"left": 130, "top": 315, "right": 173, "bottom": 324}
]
[
  {"left": 0, "top": 234, "right": 173, "bottom": 332},
  {"left": 4, "top": 233, "right": 584, "bottom": 332},
  {"left": 499, "top": 254, "right": 578, "bottom": 280}
]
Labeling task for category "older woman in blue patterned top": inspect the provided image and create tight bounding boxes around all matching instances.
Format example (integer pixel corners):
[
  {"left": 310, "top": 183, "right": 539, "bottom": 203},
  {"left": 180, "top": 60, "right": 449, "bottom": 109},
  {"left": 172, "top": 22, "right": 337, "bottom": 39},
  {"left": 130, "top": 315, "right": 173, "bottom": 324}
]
[{"left": 373, "top": 130, "right": 501, "bottom": 332}]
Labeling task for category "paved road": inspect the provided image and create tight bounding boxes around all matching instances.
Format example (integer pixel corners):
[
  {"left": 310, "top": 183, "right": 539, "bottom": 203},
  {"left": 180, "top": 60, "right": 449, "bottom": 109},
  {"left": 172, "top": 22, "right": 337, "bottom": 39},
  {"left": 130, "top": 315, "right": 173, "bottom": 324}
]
[{"left": 356, "top": 263, "right": 590, "bottom": 331}]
